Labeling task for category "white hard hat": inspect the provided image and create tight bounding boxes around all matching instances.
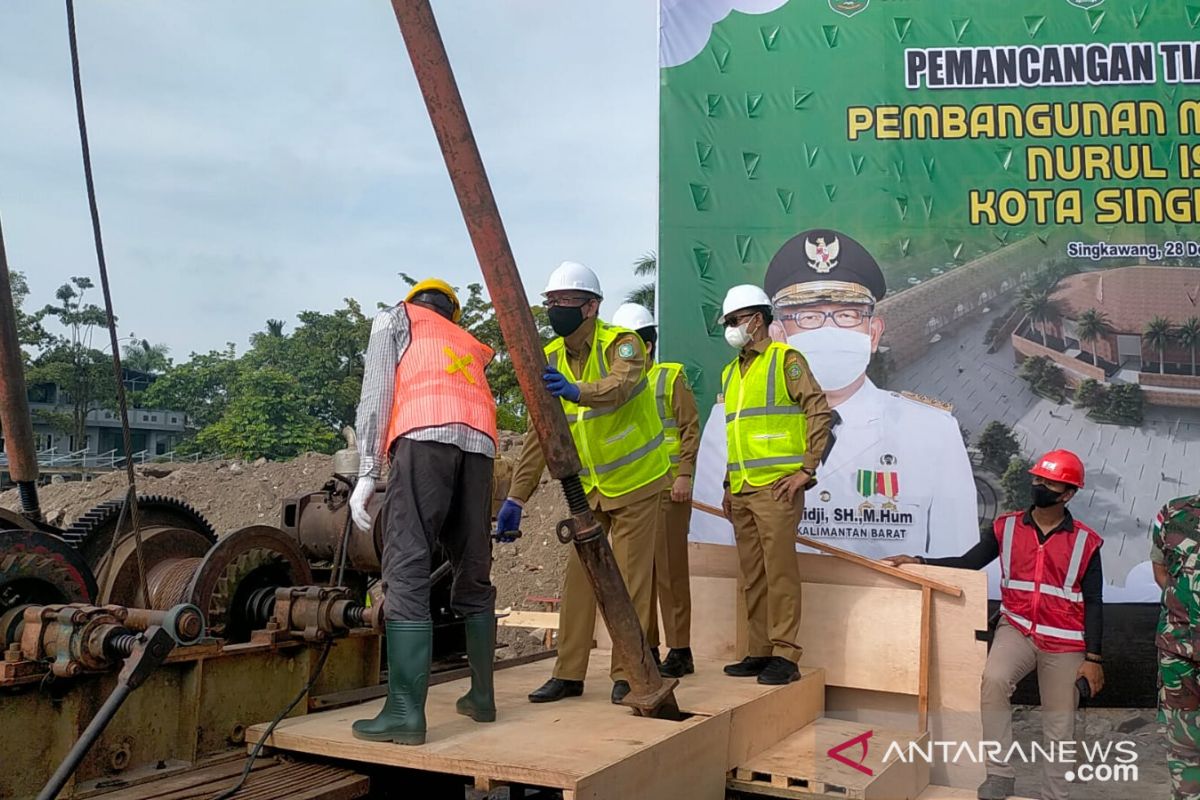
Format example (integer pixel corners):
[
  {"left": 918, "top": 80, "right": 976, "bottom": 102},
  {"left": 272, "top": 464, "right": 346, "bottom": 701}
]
[
  {"left": 543, "top": 261, "right": 603, "bottom": 299},
  {"left": 611, "top": 302, "right": 655, "bottom": 331},
  {"left": 721, "top": 284, "right": 772, "bottom": 318}
]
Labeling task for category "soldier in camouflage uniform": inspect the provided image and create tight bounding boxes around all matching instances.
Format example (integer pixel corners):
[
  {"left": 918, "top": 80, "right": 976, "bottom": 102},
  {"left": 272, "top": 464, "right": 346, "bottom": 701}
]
[{"left": 1152, "top": 494, "right": 1200, "bottom": 800}]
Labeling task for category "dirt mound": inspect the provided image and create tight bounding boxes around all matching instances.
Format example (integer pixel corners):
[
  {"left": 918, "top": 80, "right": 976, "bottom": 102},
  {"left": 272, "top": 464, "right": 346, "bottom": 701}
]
[{"left": 0, "top": 434, "right": 572, "bottom": 660}]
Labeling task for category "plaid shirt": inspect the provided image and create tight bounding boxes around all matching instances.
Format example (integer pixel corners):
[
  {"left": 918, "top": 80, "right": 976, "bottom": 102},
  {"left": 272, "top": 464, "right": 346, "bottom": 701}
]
[{"left": 356, "top": 303, "right": 496, "bottom": 479}]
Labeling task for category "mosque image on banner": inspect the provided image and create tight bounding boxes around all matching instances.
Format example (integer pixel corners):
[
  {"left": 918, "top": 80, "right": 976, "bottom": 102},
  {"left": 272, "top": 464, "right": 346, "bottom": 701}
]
[{"left": 656, "top": 0, "right": 1200, "bottom": 643}]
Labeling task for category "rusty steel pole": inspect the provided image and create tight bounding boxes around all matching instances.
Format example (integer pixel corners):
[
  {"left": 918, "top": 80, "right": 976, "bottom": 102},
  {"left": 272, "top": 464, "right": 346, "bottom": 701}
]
[
  {"left": 388, "top": 0, "right": 678, "bottom": 718},
  {"left": 0, "top": 216, "right": 42, "bottom": 521}
]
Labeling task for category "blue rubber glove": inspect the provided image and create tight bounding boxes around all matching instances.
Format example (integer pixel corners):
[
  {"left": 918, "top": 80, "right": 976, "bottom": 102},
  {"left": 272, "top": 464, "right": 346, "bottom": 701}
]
[
  {"left": 495, "top": 499, "right": 523, "bottom": 543},
  {"left": 543, "top": 366, "right": 581, "bottom": 402}
]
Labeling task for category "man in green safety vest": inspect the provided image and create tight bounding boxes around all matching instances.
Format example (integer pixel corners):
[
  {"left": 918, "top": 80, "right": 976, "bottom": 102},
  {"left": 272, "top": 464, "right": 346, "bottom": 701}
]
[
  {"left": 612, "top": 302, "right": 701, "bottom": 680},
  {"left": 719, "top": 284, "right": 833, "bottom": 685},
  {"left": 497, "top": 261, "right": 670, "bottom": 704}
]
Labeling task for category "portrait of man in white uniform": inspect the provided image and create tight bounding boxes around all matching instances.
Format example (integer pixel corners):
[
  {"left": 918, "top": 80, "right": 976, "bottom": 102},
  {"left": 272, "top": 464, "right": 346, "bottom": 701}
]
[{"left": 693, "top": 229, "right": 980, "bottom": 560}]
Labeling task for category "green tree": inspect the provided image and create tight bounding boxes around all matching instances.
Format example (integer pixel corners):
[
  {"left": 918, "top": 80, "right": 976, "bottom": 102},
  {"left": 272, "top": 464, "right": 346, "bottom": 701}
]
[
  {"left": 1144, "top": 316, "right": 1174, "bottom": 375},
  {"left": 1001, "top": 456, "right": 1034, "bottom": 511},
  {"left": 1020, "top": 288, "right": 1056, "bottom": 346},
  {"left": 140, "top": 344, "right": 241, "bottom": 431},
  {"left": 243, "top": 300, "right": 372, "bottom": 432},
  {"left": 1101, "top": 383, "right": 1144, "bottom": 426},
  {"left": 121, "top": 339, "right": 172, "bottom": 374},
  {"left": 9, "top": 270, "right": 48, "bottom": 357},
  {"left": 976, "top": 420, "right": 1020, "bottom": 474},
  {"left": 1075, "top": 308, "right": 1110, "bottom": 368},
  {"left": 1177, "top": 316, "right": 1200, "bottom": 376},
  {"left": 1073, "top": 378, "right": 1105, "bottom": 409},
  {"left": 193, "top": 367, "right": 337, "bottom": 460},
  {"left": 626, "top": 251, "right": 656, "bottom": 308},
  {"left": 28, "top": 277, "right": 115, "bottom": 450}
]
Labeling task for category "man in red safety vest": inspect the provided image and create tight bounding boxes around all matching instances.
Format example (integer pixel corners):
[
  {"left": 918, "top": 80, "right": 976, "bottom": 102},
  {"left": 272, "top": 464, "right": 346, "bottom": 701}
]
[{"left": 887, "top": 450, "right": 1105, "bottom": 800}]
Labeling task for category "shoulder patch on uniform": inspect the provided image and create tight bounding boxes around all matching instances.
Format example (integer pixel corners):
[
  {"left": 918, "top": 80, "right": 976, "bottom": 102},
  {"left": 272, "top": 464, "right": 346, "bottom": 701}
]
[
  {"left": 897, "top": 390, "right": 954, "bottom": 414},
  {"left": 617, "top": 341, "right": 636, "bottom": 359},
  {"left": 786, "top": 362, "right": 803, "bottom": 380}
]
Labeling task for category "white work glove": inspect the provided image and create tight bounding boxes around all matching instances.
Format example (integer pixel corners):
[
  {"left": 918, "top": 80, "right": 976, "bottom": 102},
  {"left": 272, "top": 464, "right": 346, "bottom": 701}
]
[{"left": 349, "top": 476, "right": 376, "bottom": 531}]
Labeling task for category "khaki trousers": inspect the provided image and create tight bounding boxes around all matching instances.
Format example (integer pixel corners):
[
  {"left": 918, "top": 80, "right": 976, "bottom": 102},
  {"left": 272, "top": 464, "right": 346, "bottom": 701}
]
[
  {"left": 648, "top": 490, "right": 693, "bottom": 650},
  {"left": 552, "top": 491, "right": 661, "bottom": 682},
  {"left": 981, "top": 618, "right": 1083, "bottom": 800},
  {"left": 730, "top": 488, "right": 804, "bottom": 663}
]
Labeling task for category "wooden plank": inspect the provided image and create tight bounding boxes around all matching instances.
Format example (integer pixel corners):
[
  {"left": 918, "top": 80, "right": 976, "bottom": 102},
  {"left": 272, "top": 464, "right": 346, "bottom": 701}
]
[
  {"left": 733, "top": 718, "right": 928, "bottom": 800},
  {"left": 689, "top": 542, "right": 988, "bottom": 790},
  {"left": 723, "top": 666, "right": 825, "bottom": 770},
  {"left": 917, "top": 786, "right": 1037, "bottom": 800},
  {"left": 247, "top": 652, "right": 752, "bottom": 795},
  {"left": 918, "top": 585, "right": 932, "bottom": 732},
  {"left": 573, "top": 710, "right": 729, "bottom": 800},
  {"left": 92, "top": 759, "right": 368, "bottom": 800},
  {"left": 690, "top": 501, "right": 962, "bottom": 597},
  {"left": 800, "top": 583, "right": 922, "bottom": 695},
  {"left": 497, "top": 610, "right": 561, "bottom": 630}
]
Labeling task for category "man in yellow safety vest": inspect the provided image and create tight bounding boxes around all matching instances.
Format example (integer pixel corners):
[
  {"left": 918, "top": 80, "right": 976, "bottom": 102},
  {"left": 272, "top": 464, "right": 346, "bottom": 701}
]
[
  {"left": 497, "top": 262, "right": 670, "bottom": 704},
  {"left": 719, "top": 284, "right": 833, "bottom": 684},
  {"left": 611, "top": 301, "right": 701, "bottom": 679}
]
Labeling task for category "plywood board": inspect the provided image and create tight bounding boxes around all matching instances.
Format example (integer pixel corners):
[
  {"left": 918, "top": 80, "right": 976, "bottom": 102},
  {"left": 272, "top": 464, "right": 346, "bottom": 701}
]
[
  {"left": 496, "top": 610, "right": 560, "bottom": 630},
  {"left": 731, "top": 718, "right": 929, "bottom": 800},
  {"left": 800, "top": 583, "right": 922, "bottom": 695},
  {"left": 248, "top": 650, "right": 812, "bottom": 799},
  {"left": 723, "top": 666, "right": 825, "bottom": 770},
  {"left": 917, "top": 786, "right": 1036, "bottom": 800},
  {"left": 688, "top": 542, "right": 988, "bottom": 790}
]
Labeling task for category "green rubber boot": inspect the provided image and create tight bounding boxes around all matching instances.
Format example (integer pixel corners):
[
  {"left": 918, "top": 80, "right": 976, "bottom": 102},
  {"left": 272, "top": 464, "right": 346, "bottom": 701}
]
[
  {"left": 352, "top": 620, "right": 431, "bottom": 745},
  {"left": 455, "top": 613, "right": 497, "bottom": 723}
]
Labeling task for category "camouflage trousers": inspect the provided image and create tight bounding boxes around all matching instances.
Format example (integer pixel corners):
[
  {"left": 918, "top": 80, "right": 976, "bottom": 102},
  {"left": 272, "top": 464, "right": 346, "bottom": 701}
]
[{"left": 1158, "top": 650, "right": 1200, "bottom": 800}]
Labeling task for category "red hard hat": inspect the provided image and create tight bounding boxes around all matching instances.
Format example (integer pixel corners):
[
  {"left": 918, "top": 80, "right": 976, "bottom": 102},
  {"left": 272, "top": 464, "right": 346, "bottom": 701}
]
[{"left": 1029, "top": 449, "right": 1085, "bottom": 488}]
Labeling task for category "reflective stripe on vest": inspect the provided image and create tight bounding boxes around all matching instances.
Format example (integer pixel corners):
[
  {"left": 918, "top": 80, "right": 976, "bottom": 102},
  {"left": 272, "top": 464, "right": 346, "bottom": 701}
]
[
  {"left": 997, "top": 512, "right": 1099, "bottom": 651},
  {"left": 385, "top": 303, "right": 498, "bottom": 455},
  {"left": 545, "top": 320, "right": 669, "bottom": 497},
  {"left": 651, "top": 362, "right": 684, "bottom": 469},
  {"left": 722, "top": 342, "right": 809, "bottom": 494},
  {"left": 999, "top": 607, "right": 1086, "bottom": 643}
]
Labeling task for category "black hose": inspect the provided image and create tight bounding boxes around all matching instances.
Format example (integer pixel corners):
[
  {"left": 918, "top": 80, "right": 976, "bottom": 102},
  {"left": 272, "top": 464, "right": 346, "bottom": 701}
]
[{"left": 210, "top": 641, "right": 333, "bottom": 800}]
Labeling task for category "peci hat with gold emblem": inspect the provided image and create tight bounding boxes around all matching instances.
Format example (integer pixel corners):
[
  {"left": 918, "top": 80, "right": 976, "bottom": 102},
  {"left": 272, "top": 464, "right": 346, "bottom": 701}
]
[{"left": 764, "top": 229, "right": 887, "bottom": 307}]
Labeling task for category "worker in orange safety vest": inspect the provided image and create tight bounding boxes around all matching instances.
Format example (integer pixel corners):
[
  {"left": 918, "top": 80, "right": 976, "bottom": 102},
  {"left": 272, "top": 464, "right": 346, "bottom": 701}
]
[{"left": 349, "top": 278, "right": 499, "bottom": 746}]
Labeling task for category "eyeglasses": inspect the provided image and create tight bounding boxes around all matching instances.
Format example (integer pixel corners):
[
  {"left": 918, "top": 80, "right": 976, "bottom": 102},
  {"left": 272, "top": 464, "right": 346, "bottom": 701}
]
[
  {"left": 723, "top": 311, "right": 759, "bottom": 328},
  {"left": 543, "top": 296, "right": 595, "bottom": 309},
  {"left": 778, "top": 308, "right": 874, "bottom": 330}
]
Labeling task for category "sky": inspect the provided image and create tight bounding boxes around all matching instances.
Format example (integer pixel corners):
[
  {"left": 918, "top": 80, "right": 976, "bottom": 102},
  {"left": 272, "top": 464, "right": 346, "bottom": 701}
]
[{"left": 0, "top": 1, "right": 658, "bottom": 359}]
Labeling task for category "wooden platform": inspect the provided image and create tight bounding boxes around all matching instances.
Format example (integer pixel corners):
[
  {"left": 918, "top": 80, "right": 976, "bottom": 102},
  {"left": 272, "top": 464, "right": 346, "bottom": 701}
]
[
  {"left": 90, "top": 755, "right": 368, "bottom": 800},
  {"left": 729, "top": 719, "right": 929, "bottom": 800},
  {"left": 248, "top": 651, "right": 825, "bottom": 799}
]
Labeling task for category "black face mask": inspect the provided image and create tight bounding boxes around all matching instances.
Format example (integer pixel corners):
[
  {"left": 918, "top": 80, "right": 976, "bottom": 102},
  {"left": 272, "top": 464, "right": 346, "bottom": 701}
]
[
  {"left": 1032, "top": 484, "right": 1068, "bottom": 508},
  {"left": 548, "top": 305, "right": 586, "bottom": 336}
]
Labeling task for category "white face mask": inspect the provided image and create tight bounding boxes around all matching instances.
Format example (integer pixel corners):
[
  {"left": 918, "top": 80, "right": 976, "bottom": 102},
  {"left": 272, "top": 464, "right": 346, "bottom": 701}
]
[
  {"left": 787, "top": 326, "right": 872, "bottom": 390},
  {"left": 724, "top": 322, "right": 752, "bottom": 349}
]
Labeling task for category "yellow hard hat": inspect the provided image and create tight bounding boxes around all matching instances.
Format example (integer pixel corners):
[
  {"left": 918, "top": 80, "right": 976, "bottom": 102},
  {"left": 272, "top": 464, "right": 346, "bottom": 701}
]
[{"left": 405, "top": 278, "right": 462, "bottom": 323}]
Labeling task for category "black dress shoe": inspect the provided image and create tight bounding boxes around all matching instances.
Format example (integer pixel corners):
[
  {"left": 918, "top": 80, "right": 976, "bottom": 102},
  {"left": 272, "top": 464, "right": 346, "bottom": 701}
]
[
  {"left": 528, "top": 678, "right": 584, "bottom": 703},
  {"left": 659, "top": 648, "right": 695, "bottom": 678},
  {"left": 756, "top": 657, "right": 800, "bottom": 685},
  {"left": 651, "top": 648, "right": 662, "bottom": 666},
  {"left": 611, "top": 680, "right": 631, "bottom": 704},
  {"left": 723, "top": 656, "right": 771, "bottom": 677}
]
